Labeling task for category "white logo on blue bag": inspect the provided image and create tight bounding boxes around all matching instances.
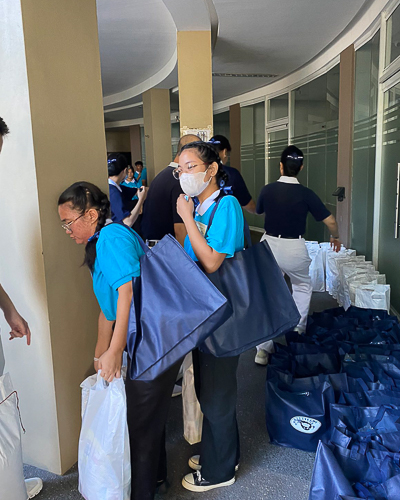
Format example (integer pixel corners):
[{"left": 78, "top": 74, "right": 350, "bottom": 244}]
[{"left": 290, "top": 416, "right": 322, "bottom": 434}]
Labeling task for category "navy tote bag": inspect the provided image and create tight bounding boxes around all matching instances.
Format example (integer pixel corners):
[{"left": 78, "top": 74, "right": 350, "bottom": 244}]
[
  {"left": 122, "top": 228, "right": 232, "bottom": 380},
  {"left": 198, "top": 196, "right": 300, "bottom": 357}
]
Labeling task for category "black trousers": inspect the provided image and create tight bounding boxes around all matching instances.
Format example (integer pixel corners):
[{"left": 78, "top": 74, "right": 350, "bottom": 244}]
[
  {"left": 125, "top": 358, "right": 182, "bottom": 500},
  {"left": 193, "top": 349, "right": 240, "bottom": 484}
]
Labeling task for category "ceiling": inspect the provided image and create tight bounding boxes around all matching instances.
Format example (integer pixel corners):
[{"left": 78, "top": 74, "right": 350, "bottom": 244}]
[{"left": 98, "top": 0, "right": 374, "bottom": 127}]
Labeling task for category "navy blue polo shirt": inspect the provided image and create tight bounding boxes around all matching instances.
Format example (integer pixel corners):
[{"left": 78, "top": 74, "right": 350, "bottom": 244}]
[
  {"left": 223, "top": 165, "right": 252, "bottom": 207},
  {"left": 109, "top": 180, "right": 131, "bottom": 222},
  {"left": 256, "top": 176, "right": 331, "bottom": 237}
]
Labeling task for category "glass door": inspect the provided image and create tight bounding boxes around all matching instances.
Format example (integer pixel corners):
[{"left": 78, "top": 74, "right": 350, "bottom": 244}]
[
  {"left": 378, "top": 82, "right": 400, "bottom": 312},
  {"left": 266, "top": 126, "right": 288, "bottom": 183}
]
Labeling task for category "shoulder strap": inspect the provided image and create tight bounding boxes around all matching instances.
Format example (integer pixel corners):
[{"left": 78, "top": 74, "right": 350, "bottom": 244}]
[
  {"left": 206, "top": 191, "right": 226, "bottom": 233},
  {"left": 205, "top": 192, "right": 252, "bottom": 248}
]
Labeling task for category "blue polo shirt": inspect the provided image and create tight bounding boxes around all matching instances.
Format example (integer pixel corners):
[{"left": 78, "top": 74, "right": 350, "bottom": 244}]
[
  {"left": 92, "top": 224, "right": 144, "bottom": 321},
  {"left": 109, "top": 180, "right": 131, "bottom": 222},
  {"left": 184, "top": 193, "right": 244, "bottom": 261}
]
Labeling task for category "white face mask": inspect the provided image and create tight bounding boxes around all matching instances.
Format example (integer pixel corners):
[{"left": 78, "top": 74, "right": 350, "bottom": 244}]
[{"left": 179, "top": 171, "right": 210, "bottom": 197}]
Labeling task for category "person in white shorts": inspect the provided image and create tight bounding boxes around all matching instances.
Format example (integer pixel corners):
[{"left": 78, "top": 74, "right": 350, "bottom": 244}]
[
  {"left": 0, "top": 117, "right": 43, "bottom": 498},
  {"left": 255, "top": 145, "right": 341, "bottom": 365}
]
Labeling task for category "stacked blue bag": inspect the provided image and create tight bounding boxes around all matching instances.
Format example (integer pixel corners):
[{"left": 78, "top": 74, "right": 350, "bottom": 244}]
[{"left": 264, "top": 306, "right": 400, "bottom": 499}]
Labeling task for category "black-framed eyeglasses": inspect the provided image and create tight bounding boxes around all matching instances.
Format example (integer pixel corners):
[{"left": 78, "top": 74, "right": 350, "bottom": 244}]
[{"left": 61, "top": 213, "right": 85, "bottom": 231}]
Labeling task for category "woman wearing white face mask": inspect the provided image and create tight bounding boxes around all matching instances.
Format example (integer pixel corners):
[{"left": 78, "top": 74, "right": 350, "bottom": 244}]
[{"left": 176, "top": 142, "right": 244, "bottom": 493}]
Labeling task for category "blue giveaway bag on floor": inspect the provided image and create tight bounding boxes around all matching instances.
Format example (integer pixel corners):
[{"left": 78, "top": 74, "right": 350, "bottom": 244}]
[
  {"left": 266, "top": 372, "right": 335, "bottom": 451},
  {"left": 124, "top": 230, "right": 232, "bottom": 380}
]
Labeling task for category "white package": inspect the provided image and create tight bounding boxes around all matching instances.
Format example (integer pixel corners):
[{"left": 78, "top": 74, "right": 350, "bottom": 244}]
[
  {"left": 306, "top": 242, "right": 325, "bottom": 292},
  {"left": 355, "top": 284, "right": 391, "bottom": 313},
  {"left": 0, "top": 373, "right": 27, "bottom": 500},
  {"left": 79, "top": 373, "right": 131, "bottom": 500}
]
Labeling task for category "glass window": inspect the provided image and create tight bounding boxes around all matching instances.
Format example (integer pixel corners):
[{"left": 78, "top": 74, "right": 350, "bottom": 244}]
[
  {"left": 268, "top": 94, "right": 288, "bottom": 121},
  {"left": 292, "top": 65, "right": 339, "bottom": 242},
  {"left": 240, "top": 102, "right": 265, "bottom": 229},
  {"left": 267, "top": 129, "right": 288, "bottom": 182},
  {"left": 213, "top": 111, "right": 230, "bottom": 138},
  {"left": 386, "top": 5, "right": 400, "bottom": 67}
]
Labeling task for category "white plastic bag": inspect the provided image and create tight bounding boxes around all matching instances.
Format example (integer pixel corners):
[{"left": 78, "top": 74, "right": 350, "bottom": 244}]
[
  {"left": 355, "top": 284, "right": 391, "bottom": 313},
  {"left": 0, "top": 373, "right": 27, "bottom": 500},
  {"left": 78, "top": 373, "right": 130, "bottom": 500},
  {"left": 306, "top": 242, "right": 325, "bottom": 292},
  {"left": 182, "top": 353, "right": 203, "bottom": 445}
]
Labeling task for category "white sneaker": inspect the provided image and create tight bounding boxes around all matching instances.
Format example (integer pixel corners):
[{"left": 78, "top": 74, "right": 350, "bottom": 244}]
[
  {"left": 189, "top": 455, "right": 239, "bottom": 472},
  {"left": 255, "top": 349, "right": 269, "bottom": 365},
  {"left": 25, "top": 478, "right": 43, "bottom": 499},
  {"left": 182, "top": 471, "right": 235, "bottom": 492}
]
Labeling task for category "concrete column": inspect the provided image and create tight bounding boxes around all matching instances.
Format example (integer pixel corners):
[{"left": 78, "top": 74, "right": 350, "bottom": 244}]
[
  {"left": 0, "top": 0, "right": 107, "bottom": 473},
  {"left": 337, "top": 44, "right": 355, "bottom": 248},
  {"left": 177, "top": 31, "right": 213, "bottom": 139},
  {"left": 229, "top": 104, "right": 241, "bottom": 171},
  {"left": 142, "top": 88, "right": 172, "bottom": 180},
  {"left": 105, "top": 129, "right": 131, "bottom": 154},
  {"left": 130, "top": 125, "right": 142, "bottom": 164}
]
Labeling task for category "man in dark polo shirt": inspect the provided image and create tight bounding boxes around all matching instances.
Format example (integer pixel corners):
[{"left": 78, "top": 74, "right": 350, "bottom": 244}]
[
  {"left": 141, "top": 134, "right": 200, "bottom": 246},
  {"left": 209, "top": 135, "right": 257, "bottom": 214},
  {"left": 255, "top": 145, "right": 341, "bottom": 364}
]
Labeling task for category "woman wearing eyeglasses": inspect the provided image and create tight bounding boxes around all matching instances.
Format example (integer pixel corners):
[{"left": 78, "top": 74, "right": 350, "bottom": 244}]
[
  {"left": 58, "top": 182, "right": 182, "bottom": 500},
  {"left": 176, "top": 141, "right": 244, "bottom": 493}
]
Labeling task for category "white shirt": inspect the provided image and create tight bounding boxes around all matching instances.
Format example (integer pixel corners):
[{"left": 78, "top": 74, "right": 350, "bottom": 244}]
[
  {"left": 278, "top": 175, "right": 300, "bottom": 184},
  {"left": 108, "top": 178, "right": 122, "bottom": 192},
  {"left": 277, "top": 175, "right": 300, "bottom": 184}
]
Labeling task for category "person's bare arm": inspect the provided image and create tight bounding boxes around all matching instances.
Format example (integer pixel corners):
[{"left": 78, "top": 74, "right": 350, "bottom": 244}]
[
  {"left": 94, "top": 311, "right": 114, "bottom": 372},
  {"left": 243, "top": 199, "right": 257, "bottom": 214},
  {"left": 322, "top": 214, "right": 341, "bottom": 252},
  {"left": 177, "top": 195, "right": 226, "bottom": 273},
  {"left": 98, "top": 281, "right": 132, "bottom": 382},
  {"left": 0, "top": 284, "right": 31, "bottom": 344},
  {"left": 123, "top": 187, "right": 148, "bottom": 227},
  {"left": 174, "top": 223, "right": 187, "bottom": 247}
]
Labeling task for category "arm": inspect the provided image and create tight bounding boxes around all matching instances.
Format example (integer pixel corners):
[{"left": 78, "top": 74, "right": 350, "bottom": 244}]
[
  {"left": 0, "top": 284, "right": 31, "bottom": 345},
  {"left": 94, "top": 311, "right": 114, "bottom": 372},
  {"left": 123, "top": 186, "right": 147, "bottom": 227},
  {"left": 177, "top": 194, "right": 226, "bottom": 273},
  {"left": 98, "top": 281, "right": 133, "bottom": 382},
  {"left": 322, "top": 214, "right": 341, "bottom": 252},
  {"left": 243, "top": 199, "right": 257, "bottom": 214},
  {"left": 174, "top": 223, "right": 187, "bottom": 247}
]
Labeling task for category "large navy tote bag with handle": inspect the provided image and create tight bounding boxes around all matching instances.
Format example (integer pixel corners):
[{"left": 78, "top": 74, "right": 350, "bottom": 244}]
[
  {"left": 122, "top": 227, "right": 232, "bottom": 381},
  {"left": 198, "top": 195, "right": 300, "bottom": 357}
]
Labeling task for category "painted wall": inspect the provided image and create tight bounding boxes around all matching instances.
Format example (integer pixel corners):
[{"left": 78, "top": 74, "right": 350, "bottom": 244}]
[
  {"left": 106, "top": 130, "right": 131, "bottom": 152},
  {"left": 0, "top": 0, "right": 107, "bottom": 473}
]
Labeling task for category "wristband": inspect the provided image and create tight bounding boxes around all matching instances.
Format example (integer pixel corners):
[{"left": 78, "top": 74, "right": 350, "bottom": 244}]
[
  {"left": 330, "top": 235, "right": 339, "bottom": 240},
  {"left": 94, "top": 357, "right": 100, "bottom": 362}
]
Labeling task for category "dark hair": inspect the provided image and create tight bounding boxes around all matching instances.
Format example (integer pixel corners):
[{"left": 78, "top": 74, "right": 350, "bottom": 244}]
[
  {"left": 58, "top": 181, "right": 110, "bottom": 271},
  {"left": 281, "top": 145, "right": 304, "bottom": 177},
  {"left": 180, "top": 141, "right": 229, "bottom": 188},
  {"left": 126, "top": 165, "right": 134, "bottom": 174},
  {"left": 0, "top": 117, "right": 10, "bottom": 137},
  {"left": 209, "top": 135, "right": 231, "bottom": 152},
  {"left": 134, "top": 160, "right": 143, "bottom": 167},
  {"left": 108, "top": 153, "right": 128, "bottom": 177}
]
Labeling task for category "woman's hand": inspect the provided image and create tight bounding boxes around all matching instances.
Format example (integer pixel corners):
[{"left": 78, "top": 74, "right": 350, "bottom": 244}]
[
  {"left": 177, "top": 194, "right": 194, "bottom": 222},
  {"left": 330, "top": 237, "right": 341, "bottom": 253},
  {"left": 98, "top": 347, "right": 123, "bottom": 382}
]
